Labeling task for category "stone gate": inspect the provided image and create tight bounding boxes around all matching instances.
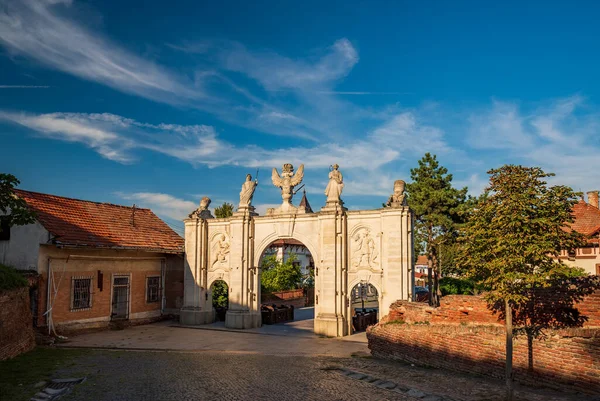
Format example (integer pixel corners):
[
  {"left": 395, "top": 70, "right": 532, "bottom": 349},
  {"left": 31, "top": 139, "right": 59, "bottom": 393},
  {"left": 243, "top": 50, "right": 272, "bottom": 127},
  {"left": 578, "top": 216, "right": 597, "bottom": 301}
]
[{"left": 180, "top": 164, "right": 414, "bottom": 337}]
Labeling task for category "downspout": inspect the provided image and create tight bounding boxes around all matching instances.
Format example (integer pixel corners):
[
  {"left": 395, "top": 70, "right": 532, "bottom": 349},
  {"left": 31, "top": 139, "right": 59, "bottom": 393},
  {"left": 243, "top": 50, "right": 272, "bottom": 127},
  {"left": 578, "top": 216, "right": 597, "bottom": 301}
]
[
  {"left": 45, "top": 257, "right": 51, "bottom": 327},
  {"left": 161, "top": 258, "right": 166, "bottom": 314}
]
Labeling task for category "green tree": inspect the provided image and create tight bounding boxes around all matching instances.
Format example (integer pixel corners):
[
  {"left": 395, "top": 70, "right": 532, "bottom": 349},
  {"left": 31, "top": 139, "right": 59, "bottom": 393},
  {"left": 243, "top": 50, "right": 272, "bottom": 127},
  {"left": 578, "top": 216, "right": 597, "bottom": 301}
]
[
  {"left": 456, "top": 165, "right": 599, "bottom": 401},
  {"left": 0, "top": 173, "right": 36, "bottom": 231},
  {"left": 261, "top": 254, "right": 302, "bottom": 293},
  {"left": 214, "top": 202, "right": 234, "bottom": 218},
  {"left": 405, "top": 153, "right": 468, "bottom": 306},
  {"left": 211, "top": 280, "right": 229, "bottom": 308}
]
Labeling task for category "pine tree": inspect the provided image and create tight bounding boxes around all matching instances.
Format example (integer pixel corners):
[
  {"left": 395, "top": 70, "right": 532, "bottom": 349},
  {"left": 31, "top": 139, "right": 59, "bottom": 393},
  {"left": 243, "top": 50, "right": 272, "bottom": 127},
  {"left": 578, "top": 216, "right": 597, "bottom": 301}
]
[
  {"left": 406, "top": 153, "right": 467, "bottom": 306},
  {"left": 214, "top": 202, "right": 234, "bottom": 218}
]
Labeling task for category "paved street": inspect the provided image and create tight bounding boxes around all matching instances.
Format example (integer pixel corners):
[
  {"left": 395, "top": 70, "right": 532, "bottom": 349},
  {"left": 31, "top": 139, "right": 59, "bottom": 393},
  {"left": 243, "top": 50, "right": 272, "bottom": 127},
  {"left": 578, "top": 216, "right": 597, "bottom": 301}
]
[{"left": 47, "top": 309, "right": 591, "bottom": 401}]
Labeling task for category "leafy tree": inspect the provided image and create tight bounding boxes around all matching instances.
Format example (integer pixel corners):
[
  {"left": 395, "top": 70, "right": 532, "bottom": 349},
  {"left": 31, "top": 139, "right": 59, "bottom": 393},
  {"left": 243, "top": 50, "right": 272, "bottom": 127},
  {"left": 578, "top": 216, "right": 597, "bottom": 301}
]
[
  {"left": 261, "top": 254, "right": 302, "bottom": 293},
  {"left": 438, "top": 277, "right": 476, "bottom": 296},
  {"left": 214, "top": 202, "right": 234, "bottom": 218},
  {"left": 0, "top": 173, "right": 36, "bottom": 231},
  {"left": 456, "top": 165, "right": 599, "bottom": 401},
  {"left": 405, "top": 153, "right": 468, "bottom": 306},
  {"left": 211, "top": 280, "right": 229, "bottom": 308}
]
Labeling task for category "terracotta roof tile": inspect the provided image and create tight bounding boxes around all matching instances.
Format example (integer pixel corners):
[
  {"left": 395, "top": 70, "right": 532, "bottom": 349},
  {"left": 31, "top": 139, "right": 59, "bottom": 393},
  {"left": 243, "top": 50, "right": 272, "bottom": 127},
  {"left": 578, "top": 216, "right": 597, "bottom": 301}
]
[
  {"left": 14, "top": 189, "right": 184, "bottom": 253},
  {"left": 416, "top": 255, "right": 428, "bottom": 266},
  {"left": 570, "top": 200, "right": 600, "bottom": 243}
]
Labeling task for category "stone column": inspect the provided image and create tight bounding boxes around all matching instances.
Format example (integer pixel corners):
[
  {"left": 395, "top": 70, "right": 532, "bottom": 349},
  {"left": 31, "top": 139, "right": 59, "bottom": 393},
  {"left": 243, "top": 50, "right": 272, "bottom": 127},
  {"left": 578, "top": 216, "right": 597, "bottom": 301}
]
[
  {"left": 315, "top": 203, "right": 348, "bottom": 337},
  {"left": 225, "top": 210, "right": 261, "bottom": 329},
  {"left": 180, "top": 216, "right": 215, "bottom": 325},
  {"left": 379, "top": 205, "right": 413, "bottom": 317}
]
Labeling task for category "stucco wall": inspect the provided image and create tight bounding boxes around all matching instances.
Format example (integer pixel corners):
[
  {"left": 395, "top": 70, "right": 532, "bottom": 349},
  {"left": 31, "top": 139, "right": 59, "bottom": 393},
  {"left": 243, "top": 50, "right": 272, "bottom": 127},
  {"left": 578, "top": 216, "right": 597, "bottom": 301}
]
[
  {"left": 561, "top": 246, "right": 600, "bottom": 275},
  {"left": 36, "top": 246, "right": 183, "bottom": 331},
  {"left": 0, "top": 221, "right": 49, "bottom": 270}
]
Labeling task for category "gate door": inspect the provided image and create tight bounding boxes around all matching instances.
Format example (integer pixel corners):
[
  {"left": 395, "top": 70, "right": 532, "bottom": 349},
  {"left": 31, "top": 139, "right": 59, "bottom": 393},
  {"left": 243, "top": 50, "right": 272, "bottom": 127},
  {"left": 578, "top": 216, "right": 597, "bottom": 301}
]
[{"left": 111, "top": 276, "right": 130, "bottom": 320}]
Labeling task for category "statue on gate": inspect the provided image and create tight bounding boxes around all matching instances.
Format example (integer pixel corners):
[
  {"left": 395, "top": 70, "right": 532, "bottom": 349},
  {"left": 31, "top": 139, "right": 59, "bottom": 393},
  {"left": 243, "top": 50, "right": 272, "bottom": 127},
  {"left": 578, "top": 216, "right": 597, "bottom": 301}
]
[
  {"left": 238, "top": 173, "right": 258, "bottom": 209},
  {"left": 324, "top": 164, "right": 344, "bottom": 205},
  {"left": 386, "top": 179, "right": 407, "bottom": 207},
  {"left": 271, "top": 163, "right": 304, "bottom": 211}
]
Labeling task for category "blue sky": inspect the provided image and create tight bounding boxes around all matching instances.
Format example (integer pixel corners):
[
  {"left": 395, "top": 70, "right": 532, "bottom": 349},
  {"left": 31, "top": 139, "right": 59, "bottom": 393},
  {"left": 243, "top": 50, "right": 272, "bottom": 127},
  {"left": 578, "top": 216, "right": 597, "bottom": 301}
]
[{"left": 1, "top": 0, "right": 599, "bottom": 234}]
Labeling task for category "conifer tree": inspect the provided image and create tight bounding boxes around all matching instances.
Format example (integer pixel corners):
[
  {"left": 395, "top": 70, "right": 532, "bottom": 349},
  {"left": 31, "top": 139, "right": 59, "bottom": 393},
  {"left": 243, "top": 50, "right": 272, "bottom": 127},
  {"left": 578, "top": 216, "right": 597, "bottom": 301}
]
[{"left": 406, "top": 154, "right": 467, "bottom": 306}]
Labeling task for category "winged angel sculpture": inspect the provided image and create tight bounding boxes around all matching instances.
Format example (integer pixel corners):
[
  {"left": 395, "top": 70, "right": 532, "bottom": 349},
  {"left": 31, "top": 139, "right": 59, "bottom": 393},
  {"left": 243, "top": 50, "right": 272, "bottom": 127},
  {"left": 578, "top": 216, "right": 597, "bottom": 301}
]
[{"left": 271, "top": 163, "right": 304, "bottom": 211}]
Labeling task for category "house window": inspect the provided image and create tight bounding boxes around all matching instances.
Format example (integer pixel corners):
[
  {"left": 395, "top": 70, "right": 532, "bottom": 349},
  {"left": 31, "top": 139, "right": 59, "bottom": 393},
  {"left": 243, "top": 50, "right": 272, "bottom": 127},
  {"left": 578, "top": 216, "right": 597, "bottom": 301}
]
[
  {"left": 146, "top": 276, "right": 161, "bottom": 303},
  {"left": 596, "top": 264, "right": 600, "bottom": 276},
  {"left": 71, "top": 277, "right": 92, "bottom": 310},
  {"left": 0, "top": 216, "right": 10, "bottom": 241}
]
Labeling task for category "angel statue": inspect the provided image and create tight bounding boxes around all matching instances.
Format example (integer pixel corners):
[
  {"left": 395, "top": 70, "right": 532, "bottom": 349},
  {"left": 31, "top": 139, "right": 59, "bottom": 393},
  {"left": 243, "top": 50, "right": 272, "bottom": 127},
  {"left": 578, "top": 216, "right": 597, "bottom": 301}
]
[
  {"left": 325, "top": 164, "right": 344, "bottom": 204},
  {"left": 238, "top": 173, "right": 258, "bottom": 209},
  {"left": 271, "top": 163, "right": 304, "bottom": 208}
]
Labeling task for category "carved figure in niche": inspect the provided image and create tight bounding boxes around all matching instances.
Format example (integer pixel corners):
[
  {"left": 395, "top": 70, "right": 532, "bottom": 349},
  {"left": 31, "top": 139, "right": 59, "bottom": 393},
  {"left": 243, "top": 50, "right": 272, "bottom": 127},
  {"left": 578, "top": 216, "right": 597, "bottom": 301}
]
[
  {"left": 352, "top": 229, "right": 378, "bottom": 268},
  {"left": 386, "top": 179, "right": 407, "bottom": 207},
  {"left": 324, "top": 164, "right": 344, "bottom": 204},
  {"left": 189, "top": 196, "right": 213, "bottom": 219},
  {"left": 211, "top": 234, "right": 230, "bottom": 267},
  {"left": 271, "top": 163, "right": 304, "bottom": 205},
  {"left": 239, "top": 174, "right": 258, "bottom": 208}
]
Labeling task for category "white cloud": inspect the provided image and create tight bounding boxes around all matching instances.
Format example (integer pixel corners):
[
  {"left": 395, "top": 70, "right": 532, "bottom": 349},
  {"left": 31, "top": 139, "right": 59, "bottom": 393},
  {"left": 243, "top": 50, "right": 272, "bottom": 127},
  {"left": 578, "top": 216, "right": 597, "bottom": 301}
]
[
  {"left": 467, "top": 96, "right": 600, "bottom": 193},
  {"left": 217, "top": 38, "right": 358, "bottom": 91},
  {"left": 0, "top": 0, "right": 203, "bottom": 105},
  {"left": 116, "top": 192, "right": 196, "bottom": 221}
]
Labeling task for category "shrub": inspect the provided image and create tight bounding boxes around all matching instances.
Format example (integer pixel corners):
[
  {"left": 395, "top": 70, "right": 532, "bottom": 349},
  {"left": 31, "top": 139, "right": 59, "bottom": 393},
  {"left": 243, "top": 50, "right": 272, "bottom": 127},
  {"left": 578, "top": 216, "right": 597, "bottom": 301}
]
[
  {"left": 439, "top": 276, "right": 475, "bottom": 296},
  {"left": 0, "top": 263, "right": 28, "bottom": 291}
]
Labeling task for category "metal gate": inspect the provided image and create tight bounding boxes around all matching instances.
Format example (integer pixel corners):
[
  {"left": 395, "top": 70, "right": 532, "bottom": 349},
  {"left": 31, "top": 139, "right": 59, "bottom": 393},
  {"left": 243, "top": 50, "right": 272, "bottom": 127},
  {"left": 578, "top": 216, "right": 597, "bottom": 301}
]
[{"left": 111, "top": 276, "right": 130, "bottom": 320}]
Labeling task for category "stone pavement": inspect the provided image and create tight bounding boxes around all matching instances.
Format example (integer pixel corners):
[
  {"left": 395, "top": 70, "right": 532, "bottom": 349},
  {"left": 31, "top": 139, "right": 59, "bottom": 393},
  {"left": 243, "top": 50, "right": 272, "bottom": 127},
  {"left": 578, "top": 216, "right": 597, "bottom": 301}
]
[{"left": 52, "top": 312, "right": 592, "bottom": 401}]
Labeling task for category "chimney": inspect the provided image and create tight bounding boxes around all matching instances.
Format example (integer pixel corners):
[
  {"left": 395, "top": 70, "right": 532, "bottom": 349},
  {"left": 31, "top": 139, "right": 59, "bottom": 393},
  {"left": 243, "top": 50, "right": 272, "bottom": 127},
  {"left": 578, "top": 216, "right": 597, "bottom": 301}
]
[{"left": 587, "top": 191, "right": 599, "bottom": 209}]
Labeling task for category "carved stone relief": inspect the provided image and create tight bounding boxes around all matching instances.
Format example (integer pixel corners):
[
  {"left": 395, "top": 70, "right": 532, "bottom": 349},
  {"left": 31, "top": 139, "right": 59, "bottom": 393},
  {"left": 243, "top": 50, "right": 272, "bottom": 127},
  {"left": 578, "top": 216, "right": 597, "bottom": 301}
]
[
  {"left": 351, "top": 228, "right": 379, "bottom": 269},
  {"left": 211, "top": 233, "right": 230, "bottom": 268}
]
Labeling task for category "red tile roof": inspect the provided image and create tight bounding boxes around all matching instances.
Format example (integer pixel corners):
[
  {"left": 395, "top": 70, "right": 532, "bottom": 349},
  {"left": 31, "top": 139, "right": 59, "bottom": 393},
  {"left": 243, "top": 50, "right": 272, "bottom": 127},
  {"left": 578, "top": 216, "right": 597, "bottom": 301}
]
[
  {"left": 415, "top": 255, "right": 428, "bottom": 266},
  {"left": 14, "top": 189, "right": 184, "bottom": 253},
  {"left": 571, "top": 200, "right": 600, "bottom": 244}
]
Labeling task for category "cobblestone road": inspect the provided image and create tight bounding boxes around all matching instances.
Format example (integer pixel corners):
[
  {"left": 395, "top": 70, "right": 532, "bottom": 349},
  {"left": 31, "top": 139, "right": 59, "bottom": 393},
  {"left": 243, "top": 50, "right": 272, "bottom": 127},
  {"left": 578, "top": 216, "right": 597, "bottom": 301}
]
[
  {"left": 50, "top": 315, "right": 593, "bottom": 401},
  {"left": 58, "top": 352, "right": 410, "bottom": 401}
]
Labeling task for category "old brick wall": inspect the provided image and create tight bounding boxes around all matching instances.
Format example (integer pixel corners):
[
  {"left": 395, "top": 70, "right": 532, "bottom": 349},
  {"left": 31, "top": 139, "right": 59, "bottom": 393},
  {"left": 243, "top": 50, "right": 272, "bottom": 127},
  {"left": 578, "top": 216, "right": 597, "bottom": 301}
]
[
  {"left": 0, "top": 287, "right": 35, "bottom": 360},
  {"left": 368, "top": 292, "right": 600, "bottom": 395},
  {"left": 262, "top": 289, "right": 306, "bottom": 308}
]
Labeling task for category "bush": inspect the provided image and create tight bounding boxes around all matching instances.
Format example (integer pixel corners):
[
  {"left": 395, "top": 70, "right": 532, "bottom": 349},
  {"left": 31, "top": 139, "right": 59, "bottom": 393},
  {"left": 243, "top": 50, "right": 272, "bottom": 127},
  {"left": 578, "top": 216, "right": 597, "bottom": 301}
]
[
  {"left": 0, "top": 264, "right": 28, "bottom": 291},
  {"left": 439, "top": 277, "right": 475, "bottom": 296},
  {"left": 261, "top": 254, "right": 302, "bottom": 293},
  {"left": 211, "top": 280, "right": 229, "bottom": 308}
]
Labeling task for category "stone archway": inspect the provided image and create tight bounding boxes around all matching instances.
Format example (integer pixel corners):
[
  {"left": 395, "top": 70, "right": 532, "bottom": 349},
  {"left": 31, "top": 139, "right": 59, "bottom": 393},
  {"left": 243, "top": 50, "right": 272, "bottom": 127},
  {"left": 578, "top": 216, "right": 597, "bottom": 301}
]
[{"left": 180, "top": 168, "right": 414, "bottom": 337}]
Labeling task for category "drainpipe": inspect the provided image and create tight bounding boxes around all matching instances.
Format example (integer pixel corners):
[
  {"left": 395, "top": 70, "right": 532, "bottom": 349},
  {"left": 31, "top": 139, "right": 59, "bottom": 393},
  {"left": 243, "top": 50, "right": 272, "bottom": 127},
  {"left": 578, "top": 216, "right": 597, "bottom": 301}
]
[
  {"left": 45, "top": 257, "right": 51, "bottom": 327},
  {"left": 161, "top": 258, "right": 166, "bottom": 314}
]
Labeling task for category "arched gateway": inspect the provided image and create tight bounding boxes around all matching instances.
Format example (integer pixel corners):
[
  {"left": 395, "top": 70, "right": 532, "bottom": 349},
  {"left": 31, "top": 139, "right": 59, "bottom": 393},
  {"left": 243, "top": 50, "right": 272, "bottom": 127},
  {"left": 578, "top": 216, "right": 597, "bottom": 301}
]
[{"left": 180, "top": 165, "right": 414, "bottom": 337}]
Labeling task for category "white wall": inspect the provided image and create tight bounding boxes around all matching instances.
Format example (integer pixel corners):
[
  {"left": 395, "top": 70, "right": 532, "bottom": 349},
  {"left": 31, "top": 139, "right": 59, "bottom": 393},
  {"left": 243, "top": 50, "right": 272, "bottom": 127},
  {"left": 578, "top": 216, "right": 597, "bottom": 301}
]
[{"left": 0, "top": 221, "right": 50, "bottom": 271}]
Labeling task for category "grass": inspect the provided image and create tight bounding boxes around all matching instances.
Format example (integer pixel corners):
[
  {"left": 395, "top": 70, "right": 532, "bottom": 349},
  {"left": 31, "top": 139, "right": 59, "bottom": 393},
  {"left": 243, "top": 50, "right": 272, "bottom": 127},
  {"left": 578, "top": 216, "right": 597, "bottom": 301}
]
[
  {"left": 0, "top": 347, "right": 89, "bottom": 401},
  {"left": 0, "top": 263, "right": 28, "bottom": 291}
]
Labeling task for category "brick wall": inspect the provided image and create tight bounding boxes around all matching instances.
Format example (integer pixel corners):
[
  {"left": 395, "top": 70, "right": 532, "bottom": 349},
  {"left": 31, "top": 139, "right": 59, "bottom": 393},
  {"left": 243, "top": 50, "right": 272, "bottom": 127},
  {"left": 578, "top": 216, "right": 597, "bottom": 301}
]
[
  {"left": 0, "top": 287, "right": 35, "bottom": 360},
  {"left": 368, "top": 292, "right": 600, "bottom": 395},
  {"left": 262, "top": 289, "right": 306, "bottom": 308}
]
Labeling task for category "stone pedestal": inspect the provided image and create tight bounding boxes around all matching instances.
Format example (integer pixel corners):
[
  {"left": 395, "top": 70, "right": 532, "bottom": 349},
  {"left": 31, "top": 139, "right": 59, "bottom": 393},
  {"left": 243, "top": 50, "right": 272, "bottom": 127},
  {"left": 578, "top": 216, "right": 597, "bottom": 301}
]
[
  {"left": 225, "top": 310, "right": 261, "bottom": 329},
  {"left": 180, "top": 307, "right": 214, "bottom": 325},
  {"left": 315, "top": 313, "right": 346, "bottom": 337}
]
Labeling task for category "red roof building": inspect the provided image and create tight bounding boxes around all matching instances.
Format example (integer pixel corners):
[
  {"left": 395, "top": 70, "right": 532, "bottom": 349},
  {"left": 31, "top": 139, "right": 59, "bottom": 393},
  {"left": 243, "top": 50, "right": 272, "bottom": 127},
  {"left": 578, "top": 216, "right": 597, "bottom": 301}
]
[
  {"left": 13, "top": 189, "right": 183, "bottom": 253},
  {"left": 1, "top": 189, "right": 185, "bottom": 333},
  {"left": 560, "top": 191, "right": 600, "bottom": 275}
]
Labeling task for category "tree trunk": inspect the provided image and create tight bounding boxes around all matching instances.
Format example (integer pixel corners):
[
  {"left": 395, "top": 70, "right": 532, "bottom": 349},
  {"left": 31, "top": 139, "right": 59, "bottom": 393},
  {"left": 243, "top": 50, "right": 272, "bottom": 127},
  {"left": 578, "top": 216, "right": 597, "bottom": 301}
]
[
  {"left": 527, "top": 331, "right": 534, "bottom": 372},
  {"left": 427, "top": 259, "right": 433, "bottom": 306},
  {"left": 505, "top": 300, "right": 514, "bottom": 401}
]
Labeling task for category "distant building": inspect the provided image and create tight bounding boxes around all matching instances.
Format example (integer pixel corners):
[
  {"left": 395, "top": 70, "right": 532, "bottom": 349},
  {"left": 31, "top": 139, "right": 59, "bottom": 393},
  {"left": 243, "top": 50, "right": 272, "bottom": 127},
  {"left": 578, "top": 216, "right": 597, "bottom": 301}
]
[
  {"left": 0, "top": 190, "right": 185, "bottom": 333},
  {"left": 262, "top": 238, "right": 314, "bottom": 276},
  {"left": 560, "top": 190, "right": 600, "bottom": 275},
  {"left": 414, "top": 255, "right": 428, "bottom": 287}
]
